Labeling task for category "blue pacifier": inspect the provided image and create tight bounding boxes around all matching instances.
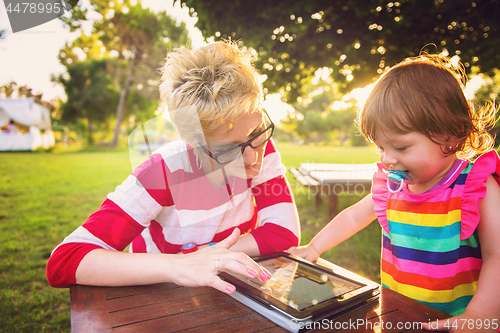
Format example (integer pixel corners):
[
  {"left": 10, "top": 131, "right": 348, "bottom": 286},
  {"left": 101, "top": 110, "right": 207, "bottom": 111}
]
[{"left": 382, "top": 169, "right": 412, "bottom": 193}]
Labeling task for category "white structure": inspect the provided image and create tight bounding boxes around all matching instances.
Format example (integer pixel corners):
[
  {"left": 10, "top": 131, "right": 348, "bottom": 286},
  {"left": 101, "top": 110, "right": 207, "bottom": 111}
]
[{"left": 0, "top": 98, "right": 55, "bottom": 151}]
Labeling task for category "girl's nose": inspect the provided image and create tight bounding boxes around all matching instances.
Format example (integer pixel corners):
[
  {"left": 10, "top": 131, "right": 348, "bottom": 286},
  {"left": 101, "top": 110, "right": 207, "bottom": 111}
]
[{"left": 380, "top": 151, "right": 397, "bottom": 169}]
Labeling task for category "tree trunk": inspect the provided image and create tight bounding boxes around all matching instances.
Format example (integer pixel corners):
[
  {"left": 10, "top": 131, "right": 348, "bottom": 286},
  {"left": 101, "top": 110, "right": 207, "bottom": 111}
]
[
  {"left": 110, "top": 54, "right": 137, "bottom": 147},
  {"left": 84, "top": 108, "right": 94, "bottom": 146}
]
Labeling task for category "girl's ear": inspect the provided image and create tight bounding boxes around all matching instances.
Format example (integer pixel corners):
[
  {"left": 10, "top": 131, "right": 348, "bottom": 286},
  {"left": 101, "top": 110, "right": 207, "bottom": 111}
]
[
  {"left": 447, "top": 136, "right": 460, "bottom": 149},
  {"left": 440, "top": 136, "right": 460, "bottom": 156}
]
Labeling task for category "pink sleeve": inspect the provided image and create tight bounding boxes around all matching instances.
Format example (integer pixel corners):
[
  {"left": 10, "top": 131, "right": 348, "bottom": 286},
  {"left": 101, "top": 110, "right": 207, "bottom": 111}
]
[
  {"left": 461, "top": 150, "right": 500, "bottom": 240},
  {"left": 371, "top": 162, "right": 390, "bottom": 235}
]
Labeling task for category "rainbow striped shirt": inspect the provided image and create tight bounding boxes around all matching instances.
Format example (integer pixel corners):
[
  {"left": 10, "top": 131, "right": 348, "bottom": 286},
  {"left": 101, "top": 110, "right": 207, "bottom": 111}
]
[{"left": 372, "top": 150, "right": 500, "bottom": 316}]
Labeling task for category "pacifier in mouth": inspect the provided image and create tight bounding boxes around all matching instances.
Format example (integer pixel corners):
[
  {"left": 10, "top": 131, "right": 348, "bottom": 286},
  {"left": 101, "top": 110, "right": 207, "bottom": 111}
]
[{"left": 382, "top": 169, "right": 412, "bottom": 193}]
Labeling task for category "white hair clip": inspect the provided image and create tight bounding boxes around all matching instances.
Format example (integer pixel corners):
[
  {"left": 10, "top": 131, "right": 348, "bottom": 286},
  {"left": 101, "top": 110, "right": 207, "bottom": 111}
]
[{"left": 382, "top": 169, "right": 412, "bottom": 193}]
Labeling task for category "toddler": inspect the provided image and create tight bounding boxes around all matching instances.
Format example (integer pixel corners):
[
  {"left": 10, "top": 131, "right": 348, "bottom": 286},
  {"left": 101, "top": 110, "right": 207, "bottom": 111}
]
[{"left": 289, "top": 55, "right": 500, "bottom": 332}]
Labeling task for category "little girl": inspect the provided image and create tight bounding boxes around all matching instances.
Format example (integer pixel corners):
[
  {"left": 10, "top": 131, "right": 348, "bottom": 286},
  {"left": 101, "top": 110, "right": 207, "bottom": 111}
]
[{"left": 289, "top": 55, "right": 500, "bottom": 331}]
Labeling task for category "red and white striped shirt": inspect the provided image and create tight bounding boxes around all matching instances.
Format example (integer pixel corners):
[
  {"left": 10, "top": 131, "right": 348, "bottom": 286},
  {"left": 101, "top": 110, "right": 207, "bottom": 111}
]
[{"left": 47, "top": 139, "right": 300, "bottom": 287}]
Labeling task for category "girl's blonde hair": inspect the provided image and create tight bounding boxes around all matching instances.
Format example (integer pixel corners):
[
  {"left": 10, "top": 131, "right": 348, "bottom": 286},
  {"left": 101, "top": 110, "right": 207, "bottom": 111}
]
[
  {"left": 357, "top": 54, "right": 497, "bottom": 160},
  {"left": 159, "top": 40, "right": 263, "bottom": 146}
]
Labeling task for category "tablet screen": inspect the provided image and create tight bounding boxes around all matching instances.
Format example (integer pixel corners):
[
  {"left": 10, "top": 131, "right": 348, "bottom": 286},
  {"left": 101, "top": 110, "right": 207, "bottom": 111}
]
[{"left": 225, "top": 255, "right": 362, "bottom": 311}]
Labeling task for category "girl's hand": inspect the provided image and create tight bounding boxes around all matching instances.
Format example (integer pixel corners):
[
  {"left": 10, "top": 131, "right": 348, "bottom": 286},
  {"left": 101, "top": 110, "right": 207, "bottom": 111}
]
[
  {"left": 170, "top": 228, "right": 272, "bottom": 294},
  {"left": 285, "top": 245, "right": 321, "bottom": 262},
  {"left": 422, "top": 311, "right": 499, "bottom": 332}
]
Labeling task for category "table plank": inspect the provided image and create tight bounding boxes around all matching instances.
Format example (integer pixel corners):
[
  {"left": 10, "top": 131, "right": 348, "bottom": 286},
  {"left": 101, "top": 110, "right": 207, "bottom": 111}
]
[
  {"left": 105, "top": 285, "right": 213, "bottom": 312},
  {"left": 112, "top": 298, "right": 264, "bottom": 332},
  {"left": 108, "top": 288, "right": 233, "bottom": 328},
  {"left": 104, "top": 282, "right": 180, "bottom": 300},
  {"left": 70, "top": 285, "right": 113, "bottom": 333},
  {"left": 181, "top": 312, "right": 278, "bottom": 333}
]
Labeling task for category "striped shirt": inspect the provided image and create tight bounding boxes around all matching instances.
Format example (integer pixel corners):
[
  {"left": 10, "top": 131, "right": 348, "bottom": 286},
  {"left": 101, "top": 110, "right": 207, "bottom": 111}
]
[
  {"left": 47, "top": 139, "right": 300, "bottom": 287},
  {"left": 372, "top": 150, "right": 500, "bottom": 316}
]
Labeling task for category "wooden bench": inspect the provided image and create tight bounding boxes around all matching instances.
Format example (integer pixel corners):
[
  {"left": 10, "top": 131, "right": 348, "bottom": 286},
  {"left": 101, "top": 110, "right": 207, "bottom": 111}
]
[
  {"left": 290, "top": 167, "right": 323, "bottom": 207},
  {"left": 290, "top": 163, "right": 377, "bottom": 217}
]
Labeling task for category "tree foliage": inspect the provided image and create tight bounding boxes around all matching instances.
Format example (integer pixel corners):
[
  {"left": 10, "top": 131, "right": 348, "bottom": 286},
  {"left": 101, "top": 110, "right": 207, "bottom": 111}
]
[
  {"left": 59, "top": 0, "right": 190, "bottom": 146},
  {"left": 56, "top": 59, "right": 119, "bottom": 144},
  {"left": 471, "top": 69, "right": 500, "bottom": 146},
  {"left": 180, "top": 0, "right": 500, "bottom": 101},
  {"left": 0, "top": 81, "right": 56, "bottom": 112},
  {"left": 279, "top": 73, "right": 364, "bottom": 145}
]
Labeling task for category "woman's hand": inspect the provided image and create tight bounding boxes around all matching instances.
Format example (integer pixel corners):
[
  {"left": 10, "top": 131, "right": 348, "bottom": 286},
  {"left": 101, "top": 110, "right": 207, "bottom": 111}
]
[
  {"left": 285, "top": 245, "right": 321, "bottom": 262},
  {"left": 170, "top": 228, "right": 272, "bottom": 294},
  {"left": 422, "top": 311, "right": 499, "bottom": 332}
]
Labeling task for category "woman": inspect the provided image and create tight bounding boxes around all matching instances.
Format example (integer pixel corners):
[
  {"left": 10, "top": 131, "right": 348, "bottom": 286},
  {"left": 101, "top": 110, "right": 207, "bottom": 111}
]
[{"left": 47, "top": 41, "right": 300, "bottom": 294}]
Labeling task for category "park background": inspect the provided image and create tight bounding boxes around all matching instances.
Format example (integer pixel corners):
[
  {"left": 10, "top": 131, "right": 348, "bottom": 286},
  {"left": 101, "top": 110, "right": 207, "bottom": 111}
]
[{"left": 0, "top": 0, "right": 499, "bottom": 331}]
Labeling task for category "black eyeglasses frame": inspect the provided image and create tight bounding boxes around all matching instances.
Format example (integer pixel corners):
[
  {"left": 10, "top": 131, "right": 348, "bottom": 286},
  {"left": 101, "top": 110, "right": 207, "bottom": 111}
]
[{"left": 198, "top": 111, "right": 275, "bottom": 165}]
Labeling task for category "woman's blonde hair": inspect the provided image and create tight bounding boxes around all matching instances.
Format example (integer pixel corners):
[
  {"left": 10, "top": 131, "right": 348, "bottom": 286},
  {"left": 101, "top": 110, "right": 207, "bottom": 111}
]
[
  {"left": 159, "top": 40, "right": 263, "bottom": 146},
  {"left": 357, "top": 54, "right": 497, "bottom": 160}
]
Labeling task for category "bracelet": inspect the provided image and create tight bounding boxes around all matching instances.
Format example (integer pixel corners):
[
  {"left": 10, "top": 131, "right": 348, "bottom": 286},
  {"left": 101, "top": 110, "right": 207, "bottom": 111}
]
[
  {"left": 181, "top": 242, "right": 217, "bottom": 254},
  {"left": 181, "top": 242, "right": 198, "bottom": 254}
]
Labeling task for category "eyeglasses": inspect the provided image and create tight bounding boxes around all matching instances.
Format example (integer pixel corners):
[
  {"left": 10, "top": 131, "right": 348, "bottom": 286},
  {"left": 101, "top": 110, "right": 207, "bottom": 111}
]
[{"left": 198, "top": 111, "right": 275, "bottom": 165}]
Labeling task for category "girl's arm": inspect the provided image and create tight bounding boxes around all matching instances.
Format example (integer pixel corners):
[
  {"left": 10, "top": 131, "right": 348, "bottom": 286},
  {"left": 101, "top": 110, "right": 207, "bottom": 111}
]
[
  {"left": 424, "top": 175, "right": 500, "bottom": 332},
  {"left": 75, "top": 228, "right": 271, "bottom": 294},
  {"left": 288, "top": 194, "right": 377, "bottom": 261}
]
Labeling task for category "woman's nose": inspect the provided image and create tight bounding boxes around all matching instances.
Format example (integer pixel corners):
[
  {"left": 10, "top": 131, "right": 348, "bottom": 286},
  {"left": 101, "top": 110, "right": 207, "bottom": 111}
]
[{"left": 242, "top": 146, "right": 258, "bottom": 165}]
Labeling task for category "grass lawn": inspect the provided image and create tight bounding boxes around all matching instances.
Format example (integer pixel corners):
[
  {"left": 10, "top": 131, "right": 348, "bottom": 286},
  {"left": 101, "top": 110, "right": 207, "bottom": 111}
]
[
  {"left": 0, "top": 149, "right": 133, "bottom": 332},
  {"left": 0, "top": 143, "right": 380, "bottom": 332},
  {"left": 278, "top": 143, "right": 382, "bottom": 282}
]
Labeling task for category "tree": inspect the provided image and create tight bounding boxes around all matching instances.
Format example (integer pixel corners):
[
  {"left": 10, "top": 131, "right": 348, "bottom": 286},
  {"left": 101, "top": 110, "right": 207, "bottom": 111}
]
[
  {"left": 60, "top": 0, "right": 190, "bottom": 146},
  {"left": 0, "top": 81, "right": 17, "bottom": 97},
  {"left": 180, "top": 0, "right": 500, "bottom": 101},
  {"left": 280, "top": 71, "right": 361, "bottom": 145},
  {"left": 56, "top": 59, "right": 119, "bottom": 145}
]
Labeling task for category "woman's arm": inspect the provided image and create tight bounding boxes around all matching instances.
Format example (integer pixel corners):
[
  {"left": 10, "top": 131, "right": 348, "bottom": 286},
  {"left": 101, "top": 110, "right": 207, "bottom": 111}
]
[
  {"left": 246, "top": 140, "right": 300, "bottom": 256},
  {"left": 228, "top": 233, "right": 260, "bottom": 257},
  {"left": 75, "top": 228, "right": 270, "bottom": 294},
  {"left": 289, "top": 194, "right": 377, "bottom": 261}
]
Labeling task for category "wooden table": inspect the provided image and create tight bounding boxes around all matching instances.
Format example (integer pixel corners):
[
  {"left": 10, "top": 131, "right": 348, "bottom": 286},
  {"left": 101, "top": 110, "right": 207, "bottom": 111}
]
[
  {"left": 290, "top": 163, "right": 377, "bottom": 217},
  {"left": 70, "top": 260, "right": 449, "bottom": 332}
]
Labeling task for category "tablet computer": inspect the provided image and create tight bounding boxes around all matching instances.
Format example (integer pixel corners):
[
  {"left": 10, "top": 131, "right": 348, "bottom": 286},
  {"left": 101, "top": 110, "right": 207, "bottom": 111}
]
[{"left": 219, "top": 253, "right": 379, "bottom": 323}]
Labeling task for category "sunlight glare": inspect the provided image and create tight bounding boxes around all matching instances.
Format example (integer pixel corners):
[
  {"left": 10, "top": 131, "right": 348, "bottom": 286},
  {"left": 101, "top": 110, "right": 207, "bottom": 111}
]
[
  {"left": 263, "top": 94, "right": 294, "bottom": 125},
  {"left": 343, "top": 83, "right": 376, "bottom": 109},
  {"left": 464, "top": 75, "right": 485, "bottom": 100},
  {"left": 450, "top": 55, "right": 460, "bottom": 67}
]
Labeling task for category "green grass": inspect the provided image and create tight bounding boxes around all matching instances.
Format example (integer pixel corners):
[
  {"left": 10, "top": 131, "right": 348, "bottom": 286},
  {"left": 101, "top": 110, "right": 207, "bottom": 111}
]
[
  {"left": 0, "top": 143, "right": 381, "bottom": 332},
  {"left": 278, "top": 143, "right": 382, "bottom": 282},
  {"left": 0, "top": 149, "right": 133, "bottom": 332}
]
